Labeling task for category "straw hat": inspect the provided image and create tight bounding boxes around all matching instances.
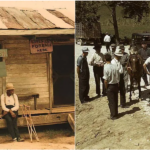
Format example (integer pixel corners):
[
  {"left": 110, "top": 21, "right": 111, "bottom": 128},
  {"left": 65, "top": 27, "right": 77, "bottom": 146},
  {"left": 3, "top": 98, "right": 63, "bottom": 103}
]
[
  {"left": 6, "top": 83, "right": 15, "bottom": 91},
  {"left": 114, "top": 49, "right": 123, "bottom": 57}
]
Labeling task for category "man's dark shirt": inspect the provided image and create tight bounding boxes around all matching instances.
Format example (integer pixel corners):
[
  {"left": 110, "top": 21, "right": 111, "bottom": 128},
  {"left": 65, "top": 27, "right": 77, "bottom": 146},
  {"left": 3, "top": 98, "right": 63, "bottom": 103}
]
[
  {"left": 138, "top": 48, "right": 150, "bottom": 61},
  {"left": 77, "top": 55, "right": 90, "bottom": 80},
  {"left": 138, "top": 47, "right": 150, "bottom": 71}
]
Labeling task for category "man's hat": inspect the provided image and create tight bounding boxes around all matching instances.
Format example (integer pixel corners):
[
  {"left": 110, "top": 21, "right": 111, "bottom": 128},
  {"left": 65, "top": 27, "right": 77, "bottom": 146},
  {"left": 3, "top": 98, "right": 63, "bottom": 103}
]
[
  {"left": 141, "top": 41, "right": 147, "bottom": 44},
  {"left": 82, "top": 47, "right": 89, "bottom": 52},
  {"left": 114, "top": 49, "right": 123, "bottom": 57},
  {"left": 93, "top": 44, "right": 102, "bottom": 50},
  {"left": 119, "top": 44, "right": 125, "bottom": 50},
  {"left": 6, "top": 83, "right": 15, "bottom": 91},
  {"left": 111, "top": 43, "right": 116, "bottom": 47}
]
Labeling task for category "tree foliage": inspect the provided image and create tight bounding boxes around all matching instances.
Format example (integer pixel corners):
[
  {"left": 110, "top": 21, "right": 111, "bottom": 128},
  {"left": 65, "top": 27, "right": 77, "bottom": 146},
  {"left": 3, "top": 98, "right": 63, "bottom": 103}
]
[
  {"left": 76, "top": 1, "right": 150, "bottom": 43},
  {"left": 76, "top": 1, "right": 101, "bottom": 28},
  {"left": 120, "top": 1, "right": 150, "bottom": 22}
]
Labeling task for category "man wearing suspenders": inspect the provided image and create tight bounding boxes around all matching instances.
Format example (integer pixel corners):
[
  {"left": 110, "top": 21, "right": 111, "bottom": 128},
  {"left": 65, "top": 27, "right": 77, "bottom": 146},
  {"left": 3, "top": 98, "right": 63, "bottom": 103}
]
[{"left": 1, "top": 83, "right": 24, "bottom": 142}]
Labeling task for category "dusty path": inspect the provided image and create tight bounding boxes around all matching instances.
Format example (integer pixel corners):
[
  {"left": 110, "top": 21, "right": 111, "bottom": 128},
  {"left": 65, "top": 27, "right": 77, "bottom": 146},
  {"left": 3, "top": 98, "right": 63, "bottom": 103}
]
[
  {"left": 76, "top": 44, "right": 150, "bottom": 149},
  {"left": 0, "top": 124, "right": 74, "bottom": 149}
]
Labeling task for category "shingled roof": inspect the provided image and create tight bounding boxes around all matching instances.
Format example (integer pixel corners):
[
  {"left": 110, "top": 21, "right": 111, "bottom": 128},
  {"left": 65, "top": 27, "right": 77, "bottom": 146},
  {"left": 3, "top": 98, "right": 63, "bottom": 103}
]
[{"left": 0, "top": 7, "right": 74, "bottom": 29}]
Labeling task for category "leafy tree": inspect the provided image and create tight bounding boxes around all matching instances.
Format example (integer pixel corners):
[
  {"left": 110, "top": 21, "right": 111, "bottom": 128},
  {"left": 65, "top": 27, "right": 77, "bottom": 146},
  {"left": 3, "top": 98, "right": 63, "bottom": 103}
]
[
  {"left": 102, "top": 1, "right": 150, "bottom": 44},
  {"left": 76, "top": 1, "right": 150, "bottom": 44},
  {"left": 76, "top": 1, "right": 101, "bottom": 28}
]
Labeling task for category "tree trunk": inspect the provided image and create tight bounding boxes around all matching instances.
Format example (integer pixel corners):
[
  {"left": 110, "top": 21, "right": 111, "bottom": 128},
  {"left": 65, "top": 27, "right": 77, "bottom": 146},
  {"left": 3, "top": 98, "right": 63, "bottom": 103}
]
[{"left": 112, "top": 6, "right": 120, "bottom": 45}]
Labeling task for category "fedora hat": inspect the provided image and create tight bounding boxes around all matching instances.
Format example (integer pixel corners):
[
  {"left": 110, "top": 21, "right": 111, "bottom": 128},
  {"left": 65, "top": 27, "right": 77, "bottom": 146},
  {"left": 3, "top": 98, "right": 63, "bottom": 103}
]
[
  {"left": 93, "top": 44, "right": 102, "bottom": 50},
  {"left": 6, "top": 83, "right": 15, "bottom": 91},
  {"left": 82, "top": 47, "right": 89, "bottom": 52},
  {"left": 114, "top": 49, "right": 123, "bottom": 57}
]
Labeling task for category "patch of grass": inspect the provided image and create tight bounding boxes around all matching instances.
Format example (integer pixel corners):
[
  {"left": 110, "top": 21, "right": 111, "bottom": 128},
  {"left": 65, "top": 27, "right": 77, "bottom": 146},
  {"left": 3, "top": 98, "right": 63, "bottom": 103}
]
[{"left": 45, "top": 128, "right": 74, "bottom": 139}]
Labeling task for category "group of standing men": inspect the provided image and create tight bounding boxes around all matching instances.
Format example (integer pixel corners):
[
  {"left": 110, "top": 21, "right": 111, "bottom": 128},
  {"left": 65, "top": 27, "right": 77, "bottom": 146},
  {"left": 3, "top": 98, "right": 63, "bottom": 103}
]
[{"left": 77, "top": 40, "right": 150, "bottom": 120}]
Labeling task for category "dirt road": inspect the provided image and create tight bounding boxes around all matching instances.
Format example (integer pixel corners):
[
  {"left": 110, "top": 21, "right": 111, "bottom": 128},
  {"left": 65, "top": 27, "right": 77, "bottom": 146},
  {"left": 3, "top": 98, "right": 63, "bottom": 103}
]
[
  {"left": 0, "top": 124, "right": 74, "bottom": 149},
  {"left": 76, "top": 44, "right": 150, "bottom": 149}
]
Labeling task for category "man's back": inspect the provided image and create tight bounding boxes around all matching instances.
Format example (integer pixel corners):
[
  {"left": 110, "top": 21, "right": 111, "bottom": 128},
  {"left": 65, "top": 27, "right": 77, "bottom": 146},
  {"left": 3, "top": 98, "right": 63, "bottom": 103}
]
[
  {"left": 103, "top": 63, "right": 120, "bottom": 84},
  {"left": 104, "top": 35, "right": 111, "bottom": 42}
]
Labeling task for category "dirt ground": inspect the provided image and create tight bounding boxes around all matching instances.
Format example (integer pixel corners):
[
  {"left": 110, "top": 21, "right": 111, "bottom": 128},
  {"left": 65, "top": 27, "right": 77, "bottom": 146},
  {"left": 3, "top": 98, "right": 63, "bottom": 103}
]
[
  {"left": 0, "top": 124, "right": 74, "bottom": 149},
  {"left": 75, "top": 44, "right": 150, "bottom": 149}
]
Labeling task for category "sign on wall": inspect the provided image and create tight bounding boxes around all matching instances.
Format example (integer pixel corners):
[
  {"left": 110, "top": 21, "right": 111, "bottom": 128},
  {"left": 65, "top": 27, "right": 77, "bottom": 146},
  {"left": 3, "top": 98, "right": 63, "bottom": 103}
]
[
  {"left": 0, "top": 62, "right": 6, "bottom": 77},
  {"left": 0, "top": 49, "right": 7, "bottom": 57},
  {"left": 30, "top": 39, "right": 53, "bottom": 54}
]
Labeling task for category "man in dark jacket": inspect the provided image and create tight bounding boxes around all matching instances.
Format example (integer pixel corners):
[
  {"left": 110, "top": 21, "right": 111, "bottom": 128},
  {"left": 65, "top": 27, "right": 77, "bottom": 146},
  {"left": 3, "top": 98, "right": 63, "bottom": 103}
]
[
  {"left": 119, "top": 44, "right": 129, "bottom": 107},
  {"left": 110, "top": 43, "right": 116, "bottom": 59},
  {"left": 138, "top": 42, "right": 150, "bottom": 86},
  {"left": 77, "top": 47, "right": 90, "bottom": 103}
]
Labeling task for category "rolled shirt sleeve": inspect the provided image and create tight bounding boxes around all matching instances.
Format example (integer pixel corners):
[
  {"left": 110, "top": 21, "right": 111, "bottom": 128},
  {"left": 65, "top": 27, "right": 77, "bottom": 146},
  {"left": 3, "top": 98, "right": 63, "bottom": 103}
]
[
  {"left": 145, "top": 57, "right": 150, "bottom": 65},
  {"left": 11, "top": 94, "right": 19, "bottom": 111},
  {"left": 89, "top": 54, "right": 96, "bottom": 66},
  {"left": 1, "top": 94, "right": 10, "bottom": 112},
  {"left": 77, "top": 56, "right": 82, "bottom": 67}
]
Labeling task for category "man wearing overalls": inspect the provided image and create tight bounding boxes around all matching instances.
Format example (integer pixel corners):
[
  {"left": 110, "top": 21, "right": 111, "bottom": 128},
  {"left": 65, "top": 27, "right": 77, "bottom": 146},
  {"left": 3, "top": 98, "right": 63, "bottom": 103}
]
[
  {"left": 1, "top": 83, "right": 24, "bottom": 142},
  {"left": 77, "top": 47, "right": 90, "bottom": 103}
]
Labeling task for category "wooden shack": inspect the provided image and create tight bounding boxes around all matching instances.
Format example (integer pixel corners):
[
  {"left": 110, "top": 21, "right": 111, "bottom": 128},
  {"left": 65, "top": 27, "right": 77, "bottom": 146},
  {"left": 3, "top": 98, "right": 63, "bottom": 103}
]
[{"left": 0, "top": 7, "right": 74, "bottom": 129}]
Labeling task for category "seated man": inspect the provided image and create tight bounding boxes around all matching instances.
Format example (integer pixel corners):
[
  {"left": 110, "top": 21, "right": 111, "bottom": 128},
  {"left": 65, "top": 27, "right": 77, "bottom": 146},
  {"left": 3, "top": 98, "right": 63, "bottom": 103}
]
[{"left": 1, "top": 83, "right": 24, "bottom": 142}]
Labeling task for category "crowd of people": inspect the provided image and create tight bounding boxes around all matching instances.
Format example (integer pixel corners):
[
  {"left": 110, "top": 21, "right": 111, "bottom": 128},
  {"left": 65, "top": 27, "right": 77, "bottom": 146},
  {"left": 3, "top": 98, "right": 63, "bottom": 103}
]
[{"left": 77, "top": 38, "right": 150, "bottom": 120}]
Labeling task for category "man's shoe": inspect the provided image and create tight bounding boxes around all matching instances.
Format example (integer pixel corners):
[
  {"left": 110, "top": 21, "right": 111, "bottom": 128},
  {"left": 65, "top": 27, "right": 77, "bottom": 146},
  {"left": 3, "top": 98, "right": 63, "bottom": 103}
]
[
  {"left": 102, "top": 93, "right": 107, "bottom": 97},
  {"left": 12, "top": 137, "right": 17, "bottom": 142},
  {"left": 96, "top": 94, "right": 101, "bottom": 97},
  {"left": 17, "top": 137, "right": 24, "bottom": 142},
  {"left": 111, "top": 116, "right": 118, "bottom": 120},
  {"left": 108, "top": 115, "right": 118, "bottom": 120}
]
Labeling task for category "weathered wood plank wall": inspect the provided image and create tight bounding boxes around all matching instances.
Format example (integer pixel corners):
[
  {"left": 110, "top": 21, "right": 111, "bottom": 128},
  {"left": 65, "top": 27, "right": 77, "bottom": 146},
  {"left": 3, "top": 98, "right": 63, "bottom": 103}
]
[{"left": 3, "top": 38, "right": 49, "bottom": 109}]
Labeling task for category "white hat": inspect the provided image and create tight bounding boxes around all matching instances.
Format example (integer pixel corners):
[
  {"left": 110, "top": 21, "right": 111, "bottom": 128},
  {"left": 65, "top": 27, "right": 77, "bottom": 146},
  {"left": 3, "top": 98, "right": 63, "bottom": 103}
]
[
  {"left": 6, "top": 83, "right": 15, "bottom": 91},
  {"left": 82, "top": 47, "right": 89, "bottom": 52},
  {"left": 114, "top": 49, "right": 123, "bottom": 57}
]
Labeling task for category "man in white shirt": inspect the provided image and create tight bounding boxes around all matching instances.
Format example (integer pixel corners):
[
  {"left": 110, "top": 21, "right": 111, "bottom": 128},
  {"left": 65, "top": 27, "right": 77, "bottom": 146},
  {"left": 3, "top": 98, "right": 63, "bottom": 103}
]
[
  {"left": 104, "top": 32, "right": 111, "bottom": 52},
  {"left": 111, "top": 49, "right": 128, "bottom": 108},
  {"left": 103, "top": 53, "right": 120, "bottom": 120},
  {"left": 89, "top": 44, "right": 106, "bottom": 96},
  {"left": 143, "top": 57, "right": 150, "bottom": 75},
  {"left": 1, "top": 83, "right": 24, "bottom": 142}
]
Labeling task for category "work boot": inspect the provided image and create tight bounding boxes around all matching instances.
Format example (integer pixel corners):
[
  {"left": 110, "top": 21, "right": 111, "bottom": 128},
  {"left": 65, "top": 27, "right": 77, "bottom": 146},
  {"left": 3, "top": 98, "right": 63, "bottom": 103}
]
[{"left": 12, "top": 137, "right": 17, "bottom": 142}]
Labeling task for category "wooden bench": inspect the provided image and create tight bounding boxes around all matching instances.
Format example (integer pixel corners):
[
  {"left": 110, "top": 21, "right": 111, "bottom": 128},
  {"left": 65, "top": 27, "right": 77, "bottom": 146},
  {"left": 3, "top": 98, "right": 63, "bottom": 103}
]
[{"left": 18, "top": 93, "right": 39, "bottom": 110}]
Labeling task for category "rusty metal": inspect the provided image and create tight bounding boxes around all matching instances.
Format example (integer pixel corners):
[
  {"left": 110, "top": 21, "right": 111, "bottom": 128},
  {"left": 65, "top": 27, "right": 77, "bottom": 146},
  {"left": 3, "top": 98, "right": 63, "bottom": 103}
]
[
  {"left": 0, "top": 8, "right": 23, "bottom": 29},
  {"left": 22, "top": 10, "right": 56, "bottom": 29},
  {"left": 47, "top": 10, "right": 74, "bottom": 27},
  {"left": 0, "top": 7, "right": 74, "bottom": 29}
]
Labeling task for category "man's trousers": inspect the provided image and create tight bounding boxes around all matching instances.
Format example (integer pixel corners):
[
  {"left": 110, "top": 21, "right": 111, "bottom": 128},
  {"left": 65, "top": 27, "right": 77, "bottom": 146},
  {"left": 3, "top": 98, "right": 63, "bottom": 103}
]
[{"left": 107, "top": 84, "right": 119, "bottom": 117}]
